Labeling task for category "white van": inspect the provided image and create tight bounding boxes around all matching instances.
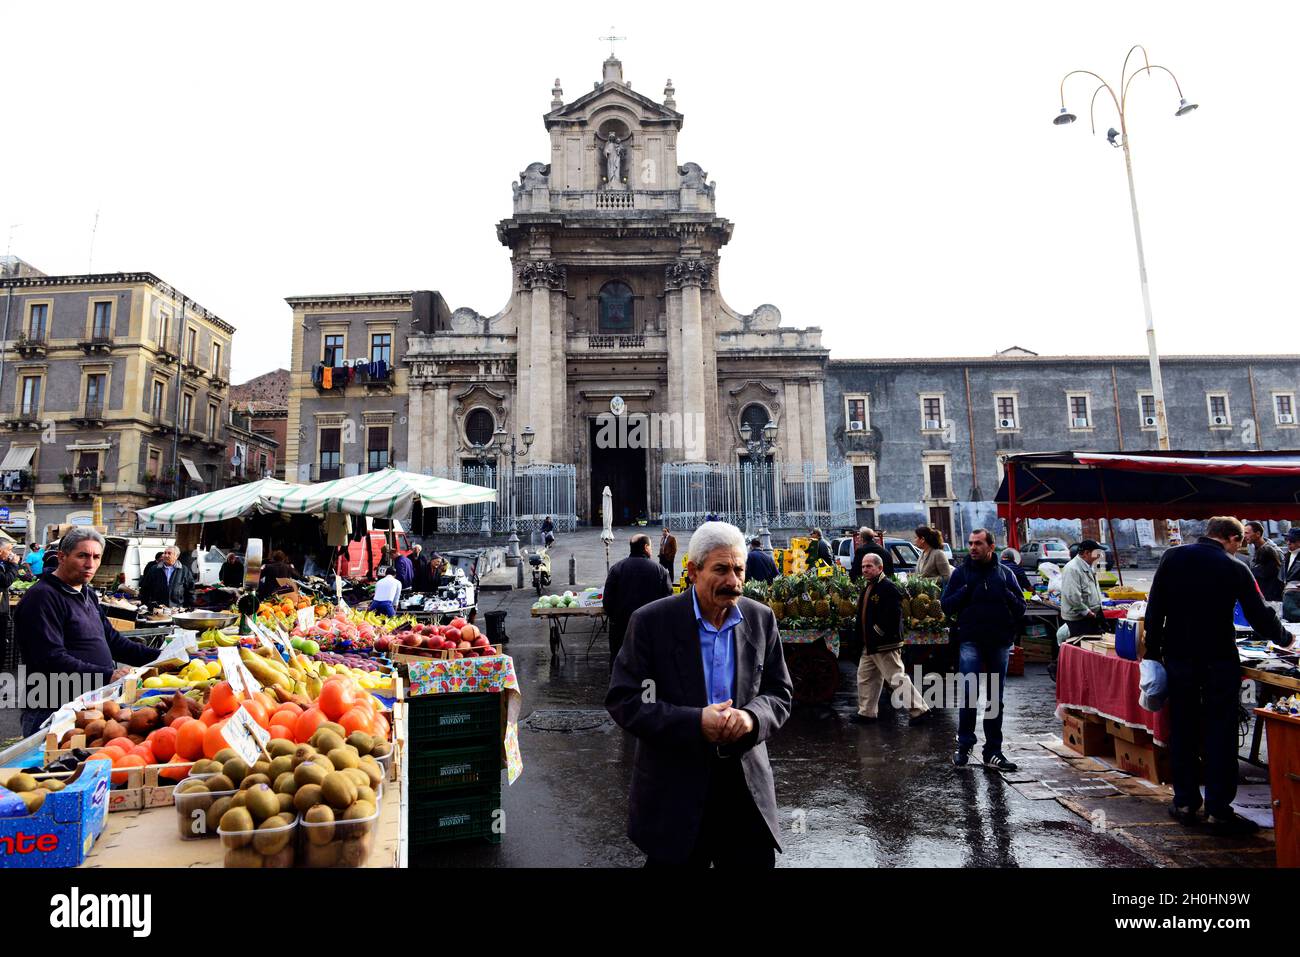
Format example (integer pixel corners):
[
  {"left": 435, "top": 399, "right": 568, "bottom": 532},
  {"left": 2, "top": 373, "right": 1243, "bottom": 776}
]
[{"left": 94, "top": 536, "right": 175, "bottom": 591}]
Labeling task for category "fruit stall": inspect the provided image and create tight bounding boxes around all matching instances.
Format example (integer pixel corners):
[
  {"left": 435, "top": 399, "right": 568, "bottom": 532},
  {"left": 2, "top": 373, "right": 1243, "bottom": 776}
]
[{"left": 530, "top": 589, "right": 605, "bottom": 658}]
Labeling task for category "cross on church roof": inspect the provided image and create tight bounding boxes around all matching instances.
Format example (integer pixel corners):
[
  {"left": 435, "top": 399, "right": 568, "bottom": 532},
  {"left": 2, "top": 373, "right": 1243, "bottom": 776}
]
[{"left": 599, "top": 27, "right": 625, "bottom": 58}]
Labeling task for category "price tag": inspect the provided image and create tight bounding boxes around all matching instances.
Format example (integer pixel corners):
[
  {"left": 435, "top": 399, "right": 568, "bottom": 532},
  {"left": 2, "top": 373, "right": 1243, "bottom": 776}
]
[
  {"left": 297, "top": 607, "right": 316, "bottom": 631},
  {"left": 220, "top": 704, "right": 270, "bottom": 766},
  {"left": 216, "top": 647, "right": 261, "bottom": 696},
  {"left": 337, "top": 596, "right": 349, "bottom": 611},
  {"left": 250, "top": 620, "right": 293, "bottom": 662},
  {"left": 153, "top": 630, "right": 197, "bottom": 666}
]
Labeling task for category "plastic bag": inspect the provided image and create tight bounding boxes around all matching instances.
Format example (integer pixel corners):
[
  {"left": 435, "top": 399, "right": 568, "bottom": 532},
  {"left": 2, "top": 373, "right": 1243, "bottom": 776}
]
[
  {"left": 1125, "top": 600, "right": 1147, "bottom": 620},
  {"left": 1037, "top": 562, "right": 1063, "bottom": 593},
  {"left": 1138, "top": 658, "right": 1168, "bottom": 712}
]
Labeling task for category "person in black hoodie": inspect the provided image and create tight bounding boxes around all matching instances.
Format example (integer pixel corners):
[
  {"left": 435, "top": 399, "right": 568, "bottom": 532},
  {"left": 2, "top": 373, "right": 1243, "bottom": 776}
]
[
  {"left": 941, "top": 528, "right": 1026, "bottom": 772},
  {"left": 15, "top": 528, "right": 157, "bottom": 736}
]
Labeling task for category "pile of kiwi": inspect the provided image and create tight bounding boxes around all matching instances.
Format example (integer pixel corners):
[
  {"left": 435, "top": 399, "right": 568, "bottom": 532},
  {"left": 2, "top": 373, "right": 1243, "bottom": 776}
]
[
  {"left": 187, "top": 722, "right": 385, "bottom": 867},
  {"left": 1, "top": 771, "right": 67, "bottom": 815}
]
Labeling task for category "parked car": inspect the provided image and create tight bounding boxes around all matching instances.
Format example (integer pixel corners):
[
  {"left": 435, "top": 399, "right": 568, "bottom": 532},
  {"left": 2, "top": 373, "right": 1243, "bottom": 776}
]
[
  {"left": 832, "top": 537, "right": 922, "bottom": 574},
  {"left": 1019, "top": 539, "right": 1070, "bottom": 569}
]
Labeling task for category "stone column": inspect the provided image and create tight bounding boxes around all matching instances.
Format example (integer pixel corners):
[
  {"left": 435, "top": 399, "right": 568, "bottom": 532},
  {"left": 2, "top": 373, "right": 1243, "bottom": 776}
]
[
  {"left": 808, "top": 377, "right": 829, "bottom": 471},
  {"left": 406, "top": 378, "right": 426, "bottom": 472},
  {"left": 665, "top": 290, "right": 684, "bottom": 457},
  {"left": 784, "top": 379, "right": 804, "bottom": 466},
  {"left": 433, "top": 383, "right": 450, "bottom": 474},
  {"left": 666, "top": 258, "right": 712, "bottom": 462},
  {"left": 518, "top": 260, "right": 565, "bottom": 464}
]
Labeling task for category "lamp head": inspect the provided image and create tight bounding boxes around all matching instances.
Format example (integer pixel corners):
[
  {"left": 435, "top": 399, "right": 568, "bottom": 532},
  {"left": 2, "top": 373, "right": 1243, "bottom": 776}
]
[
  {"left": 763, "top": 421, "right": 778, "bottom": 443},
  {"left": 739, "top": 423, "right": 753, "bottom": 443},
  {"left": 492, "top": 427, "right": 508, "bottom": 449},
  {"left": 1174, "top": 97, "right": 1198, "bottom": 117},
  {"left": 522, "top": 426, "right": 535, "bottom": 449},
  {"left": 1053, "top": 107, "right": 1077, "bottom": 126}
]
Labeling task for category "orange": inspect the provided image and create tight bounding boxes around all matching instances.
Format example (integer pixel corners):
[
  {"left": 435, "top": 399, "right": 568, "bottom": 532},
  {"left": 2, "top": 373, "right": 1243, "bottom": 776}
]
[
  {"left": 209, "top": 681, "right": 239, "bottom": 718},
  {"left": 317, "top": 680, "right": 357, "bottom": 721},
  {"left": 269, "top": 722, "right": 295, "bottom": 742},
  {"left": 240, "top": 698, "right": 270, "bottom": 730},
  {"left": 253, "top": 691, "right": 277, "bottom": 714},
  {"left": 272, "top": 702, "right": 303, "bottom": 722},
  {"left": 158, "top": 755, "right": 191, "bottom": 781},
  {"left": 199, "top": 708, "right": 218, "bottom": 726},
  {"left": 111, "top": 753, "right": 146, "bottom": 786},
  {"left": 370, "top": 712, "right": 390, "bottom": 741},
  {"left": 203, "top": 719, "right": 231, "bottom": 759},
  {"left": 175, "top": 719, "right": 206, "bottom": 761},
  {"left": 338, "top": 707, "right": 372, "bottom": 737},
  {"left": 128, "top": 744, "right": 155, "bottom": 763},
  {"left": 294, "top": 707, "right": 328, "bottom": 743},
  {"left": 147, "top": 726, "right": 178, "bottom": 762},
  {"left": 100, "top": 736, "right": 133, "bottom": 754}
]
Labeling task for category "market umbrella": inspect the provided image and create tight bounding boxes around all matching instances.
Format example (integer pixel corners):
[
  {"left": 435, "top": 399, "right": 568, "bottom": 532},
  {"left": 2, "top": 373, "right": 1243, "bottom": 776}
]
[
  {"left": 24, "top": 498, "right": 36, "bottom": 548},
  {"left": 135, "top": 477, "right": 302, "bottom": 525},
  {"left": 261, "top": 467, "right": 496, "bottom": 518},
  {"left": 601, "top": 485, "right": 614, "bottom": 571}
]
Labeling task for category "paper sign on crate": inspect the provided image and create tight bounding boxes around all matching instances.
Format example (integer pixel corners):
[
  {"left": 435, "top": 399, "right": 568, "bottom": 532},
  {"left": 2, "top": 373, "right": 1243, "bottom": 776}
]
[
  {"left": 153, "top": 630, "right": 198, "bottom": 666},
  {"left": 220, "top": 704, "right": 271, "bottom": 766},
  {"left": 257, "top": 619, "right": 295, "bottom": 660},
  {"left": 216, "top": 647, "right": 261, "bottom": 696}
]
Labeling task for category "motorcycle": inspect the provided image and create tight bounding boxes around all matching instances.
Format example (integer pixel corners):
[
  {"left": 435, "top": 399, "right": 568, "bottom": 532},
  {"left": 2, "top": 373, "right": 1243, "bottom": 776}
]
[{"left": 528, "top": 548, "right": 552, "bottom": 596}]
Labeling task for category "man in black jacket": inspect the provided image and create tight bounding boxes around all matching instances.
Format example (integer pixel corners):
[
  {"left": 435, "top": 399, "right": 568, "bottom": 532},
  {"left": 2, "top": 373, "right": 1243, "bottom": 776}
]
[
  {"left": 1244, "top": 521, "right": 1283, "bottom": 602},
  {"left": 744, "top": 537, "right": 779, "bottom": 583},
  {"left": 851, "top": 528, "right": 895, "bottom": 582},
  {"left": 1145, "top": 517, "right": 1289, "bottom": 835},
  {"left": 941, "top": 528, "right": 1026, "bottom": 771},
  {"left": 1280, "top": 528, "right": 1300, "bottom": 622},
  {"left": 807, "top": 528, "right": 834, "bottom": 568},
  {"left": 602, "top": 534, "right": 672, "bottom": 671},
  {"left": 851, "top": 553, "right": 929, "bottom": 725},
  {"left": 137, "top": 545, "right": 195, "bottom": 607}
]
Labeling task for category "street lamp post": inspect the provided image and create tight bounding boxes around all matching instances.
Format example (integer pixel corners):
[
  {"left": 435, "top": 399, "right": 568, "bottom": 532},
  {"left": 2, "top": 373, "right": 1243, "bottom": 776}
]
[
  {"left": 740, "top": 420, "right": 779, "bottom": 551},
  {"left": 1053, "top": 45, "right": 1198, "bottom": 452},
  {"left": 470, "top": 443, "right": 495, "bottom": 537},
  {"left": 494, "top": 425, "right": 534, "bottom": 565}
]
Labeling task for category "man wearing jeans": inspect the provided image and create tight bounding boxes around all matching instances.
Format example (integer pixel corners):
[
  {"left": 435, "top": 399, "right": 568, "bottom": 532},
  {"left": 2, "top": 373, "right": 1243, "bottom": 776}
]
[{"left": 941, "top": 528, "right": 1026, "bottom": 771}]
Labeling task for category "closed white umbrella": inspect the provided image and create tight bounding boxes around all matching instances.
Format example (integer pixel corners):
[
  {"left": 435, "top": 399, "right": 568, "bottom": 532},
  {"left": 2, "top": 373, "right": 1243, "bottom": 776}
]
[
  {"left": 24, "top": 498, "right": 36, "bottom": 548},
  {"left": 601, "top": 485, "right": 614, "bottom": 570}
]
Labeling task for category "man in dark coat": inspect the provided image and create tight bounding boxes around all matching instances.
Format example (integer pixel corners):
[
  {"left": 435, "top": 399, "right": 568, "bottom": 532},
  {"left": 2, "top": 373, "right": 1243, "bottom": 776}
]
[
  {"left": 851, "top": 528, "right": 895, "bottom": 581},
  {"left": 1284, "top": 528, "right": 1300, "bottom": 622},
  {"left": 1243, "top": 521, "right": 1283, "bottom": 602},
  {"left": 851, "top": 552, "right": 929, "bottom": 725},
  {"left": 1145, "top": 516, "right": 1288, "bottom": 835},
  {"left": 602, "top": 534, "right": 672, "bottom": 671},
  {"left": 606, "top": 521, "right": 793, "bottom": 867},
  {"left": 393, "top": 550, "right": 415, "bottom": 592},
  {"left": 941, "top": 528, "right": 1026, "bottom": 772},
  {"left": 807, "top": 528, "right": 833, "bottom": 568},
  {"left": 744, "top": 537, "right": 779, "bottom": 583},
  {"left": 219, "top": 551, "right": 245, "bottom": 588},
  {"left": 137, "top": 545, "right": 195, "bottom": 607}
]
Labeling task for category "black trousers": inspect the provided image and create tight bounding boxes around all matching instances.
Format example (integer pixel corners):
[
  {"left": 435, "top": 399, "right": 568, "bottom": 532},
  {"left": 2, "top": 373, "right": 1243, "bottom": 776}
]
[
  {"left": 1165, "top": 658, "right": 1241, "bottom": 817},
  {"left": 646, "top": 758, "right": 776, "bottom": 868}
]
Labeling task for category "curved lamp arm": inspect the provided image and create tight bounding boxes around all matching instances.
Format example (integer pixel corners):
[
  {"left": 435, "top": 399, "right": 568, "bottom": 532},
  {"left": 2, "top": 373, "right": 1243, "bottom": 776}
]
[
  {"left": 1060, "top": 69, "right": 1122, "bottom": 121},
  {"left": 1121, "top": 44, "right": 1152, "bottom": 87},
  {"left": 1089, "top": 83, "right": 1119, "bottom": 136},
  {"left": 1121, "top": 63, "right": 1188, "bottom": 112}
]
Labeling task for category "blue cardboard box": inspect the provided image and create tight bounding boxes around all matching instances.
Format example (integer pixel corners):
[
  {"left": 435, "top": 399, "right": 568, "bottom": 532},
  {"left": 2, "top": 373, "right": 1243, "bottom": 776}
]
[{"left": 0, "top": 759, "right": 110, "bottom": 868}]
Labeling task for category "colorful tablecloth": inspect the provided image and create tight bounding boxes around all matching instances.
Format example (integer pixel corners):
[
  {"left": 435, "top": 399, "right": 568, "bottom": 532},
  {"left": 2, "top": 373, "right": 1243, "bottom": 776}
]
[
  {"left": 782, "top": 629, "right": 840, "bottom": 658},
  {"left": 406, "top": 655, "right": 524, "bottom": 784},
  {"left": 903, "top": 628, "right": 949, "bottom": 646},
  {"left": 1055, "top": 642, "right": 1171, "bottom": 747}
]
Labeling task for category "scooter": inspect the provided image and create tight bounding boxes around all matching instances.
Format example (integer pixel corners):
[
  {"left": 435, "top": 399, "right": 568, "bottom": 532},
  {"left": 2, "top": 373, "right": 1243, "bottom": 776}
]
[{"left": 529, "top": 548, "right": 552, "bottom": 596}]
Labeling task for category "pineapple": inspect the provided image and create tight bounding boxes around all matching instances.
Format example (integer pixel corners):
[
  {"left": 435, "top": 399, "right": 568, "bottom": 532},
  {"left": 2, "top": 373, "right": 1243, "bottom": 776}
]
[{"left": 811, "top": 580, "right": 831, "bottom": 619}]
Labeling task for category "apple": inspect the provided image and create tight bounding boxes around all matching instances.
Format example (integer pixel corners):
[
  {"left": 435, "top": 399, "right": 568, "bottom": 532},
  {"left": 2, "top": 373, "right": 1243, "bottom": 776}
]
[
  {"left": 449, "top": 617, "right": 467, "bottom": 630},
  {"left": 472, "top": 636, "right": 489, "bottom": 648},
  {"left": 445, "top": 627, "right": 461, "bottom": 644}
]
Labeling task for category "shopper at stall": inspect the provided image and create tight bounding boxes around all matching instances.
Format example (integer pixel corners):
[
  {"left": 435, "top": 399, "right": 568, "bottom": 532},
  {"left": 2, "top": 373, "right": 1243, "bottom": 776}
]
[
  {"left": 745, "top": 537, "right": 779, "bottom": 583},
  {"left": 256, "top": 550, "right": 297, "bottom": 601},
  {"left": 941, "top": 528, "right": 1026, "bottom": 771},
  {"left": 999, "top": 548, "right": 1033, "bottom": 592},
  {"left": 603, "top": 533, "right": 672, "bottom": 672},
  {"left": 1244, "top": 521, "right": 1284, "bottom": 602},
  {"left": 219, "top": 551, "right": 245, "bottom": 588},
  {"left": 807, "top": 528, "right": 833, "bottom": 568},
  {"left": 1284, "top": 528, "right": 1300, "bottom": 622},
  {"left": 852, "top": 528, "right": 894, "bottom": 582},
  {"left": 411, "top": 544, "right": 434, "bottom": 592},
  {"left": 1060, "top": 539, "right": 1105, "bottom": 638},
  {"left": 393, "top": 548, "right": 415, "bottom": 592},
  {"left": 1144, "top": 516, "right": 1289, "bottom": 835},
  {"left": 914, "top": 525, "right": 951, "bottom": 583},
  {"left": 658, "top": 524, "right": 678, "bottom": 579},
  {"left": 852, "top": 553, "right": 930, "bottom": 725},
  {"left": 0, "top": 540, "right": 21, "bottom": 592},
  {"left": 14, "top": 528, "right": 157, "bottom": 737},
  {"left": 606, "top": 521, "right": 793, "bottom": 867},
  {"left": 23, "top": 543, "right": 44, "bottom": 578},
  {"left": 138, "top": 545, "right": 195, "bottom": 608},
  {"left": 370, "top": 568, "right": 401, "bottom": 617}
]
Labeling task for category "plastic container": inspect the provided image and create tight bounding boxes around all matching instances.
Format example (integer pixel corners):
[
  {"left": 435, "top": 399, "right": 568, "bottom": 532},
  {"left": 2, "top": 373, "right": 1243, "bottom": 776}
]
[
  {"left": 409, "top": 786, "right": 502, "bottom": 847},
  {"left": 218, "top": 814, "right": 298, "bottom": 867},
  {"left": 406, "top": 691, "right": 501, "bottom": 746},
  {"left": 297, "top": 792, "right": 382, "bottom": 868},
  {"left": 174, "top": 776, "right": 237, "bottom": 840},
  {"left": 409, "top": 742, "right": 501, "bottom": 793}
]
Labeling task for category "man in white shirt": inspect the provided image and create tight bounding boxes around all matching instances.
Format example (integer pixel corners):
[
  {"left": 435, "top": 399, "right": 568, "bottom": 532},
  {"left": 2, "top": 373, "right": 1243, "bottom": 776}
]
[
  {"left": 371, "top": 571, "right": 401, "bottom": 617},
  {"left": 1060, "top": 539, "right": 1105, "bottom": 639}
]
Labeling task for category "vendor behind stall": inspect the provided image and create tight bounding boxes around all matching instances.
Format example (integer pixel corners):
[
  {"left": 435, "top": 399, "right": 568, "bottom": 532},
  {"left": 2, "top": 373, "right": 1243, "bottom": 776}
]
[
  {"left": 14, "top": 528, "right": 158, "bottom": 737},
  {"left": 257, "top": 550, "right": 298, "bottom": 601},
  {"left": 371, "top": 569, "right": 401, "bottom": 617},
  {"left": 219, "top": 551, "right": 245, "bottom": 588},
  {"left": 137, "top": 545, "right": 195, "bottom": 608}
]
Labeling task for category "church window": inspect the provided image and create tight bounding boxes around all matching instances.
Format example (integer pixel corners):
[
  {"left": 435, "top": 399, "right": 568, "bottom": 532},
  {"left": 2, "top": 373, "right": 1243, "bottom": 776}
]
[
  {"left": 740, "top": 403, "right": 772, "bottom": 443},
  {"left": 465, "top": 408, "right": 495, "bottom": 448},
  {"left": 598, "top": 281, "right": 634, "bottom": 333}
]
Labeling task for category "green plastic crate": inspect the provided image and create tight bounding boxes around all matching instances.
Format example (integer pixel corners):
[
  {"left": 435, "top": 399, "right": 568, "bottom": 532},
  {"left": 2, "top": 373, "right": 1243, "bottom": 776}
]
[
  {"left": 407, "top": 691, "right": 501, "bottom": 746},
  {"left": 409, "top": 786, "right": 503, "bottom": 846},
  {"left": 410, "top": 742, "right": 502, "bottom": 794}
]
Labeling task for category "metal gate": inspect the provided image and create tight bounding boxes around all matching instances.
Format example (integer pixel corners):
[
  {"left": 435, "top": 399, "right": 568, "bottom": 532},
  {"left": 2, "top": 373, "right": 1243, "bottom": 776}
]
[
  {"left": 660, "top": 461, "right": 855, "bottom": 534},
  {"left": 431, "top": 464, "right": 576, "bottom": 534}
]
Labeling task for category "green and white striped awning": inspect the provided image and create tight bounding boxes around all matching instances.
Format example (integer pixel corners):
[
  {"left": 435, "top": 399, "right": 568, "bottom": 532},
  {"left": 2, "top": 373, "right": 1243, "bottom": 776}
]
[
  {"left": 258, "top": 467, "right": 496, "bottom": 518},
  {"left": 135, "top": 478, "right": 302, "bottom": 524}
]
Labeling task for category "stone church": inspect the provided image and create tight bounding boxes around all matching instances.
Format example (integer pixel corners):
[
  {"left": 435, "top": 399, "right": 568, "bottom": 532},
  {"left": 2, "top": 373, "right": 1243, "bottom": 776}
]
[{"left": 402, "top": 55, "right": 831, "bottom": 524}]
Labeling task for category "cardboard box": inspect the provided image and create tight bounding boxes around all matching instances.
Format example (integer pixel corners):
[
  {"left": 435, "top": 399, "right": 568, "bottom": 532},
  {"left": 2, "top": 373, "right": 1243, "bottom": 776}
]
[
  {"left": 1063, "top": 713, "right": 1112, "bottom": 756},
  {"left": 1081, "top": 637, "right": 1116, "bottom": 656},
  {"left": 1113, "top": 738, "right": 1171, "bottom": 784},
  {"left": 1105, "top": 719, "right": 1154, "bottom": 746},
  {"left": 0, "top": 759, "right": 110, "bottom": 868}
]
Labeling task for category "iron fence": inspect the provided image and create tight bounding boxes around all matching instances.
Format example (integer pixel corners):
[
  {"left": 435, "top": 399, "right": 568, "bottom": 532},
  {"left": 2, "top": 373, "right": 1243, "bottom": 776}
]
[
  {"left": 429, "top": 463, "right": 577, "bottom": 534},
  {"left": 660, "top": 461, "right": 856, "bottom": 535}
]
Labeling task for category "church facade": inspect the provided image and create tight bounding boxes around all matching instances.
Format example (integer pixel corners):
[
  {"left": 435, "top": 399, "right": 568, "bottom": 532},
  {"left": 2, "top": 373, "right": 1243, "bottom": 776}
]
[{"left": 400, "top": 56, "right": 831, "bottom": 525}]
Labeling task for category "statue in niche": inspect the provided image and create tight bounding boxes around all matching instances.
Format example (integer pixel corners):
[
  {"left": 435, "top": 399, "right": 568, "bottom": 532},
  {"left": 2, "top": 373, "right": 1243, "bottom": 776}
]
[{"left": 601, "top": 131, "right": 629, "bottom": 187}]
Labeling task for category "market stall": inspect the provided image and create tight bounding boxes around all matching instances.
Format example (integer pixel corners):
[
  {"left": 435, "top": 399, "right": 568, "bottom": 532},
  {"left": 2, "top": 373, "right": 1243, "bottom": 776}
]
[{"left": 530, "top": 589, "right": 606, "bottom": 658}]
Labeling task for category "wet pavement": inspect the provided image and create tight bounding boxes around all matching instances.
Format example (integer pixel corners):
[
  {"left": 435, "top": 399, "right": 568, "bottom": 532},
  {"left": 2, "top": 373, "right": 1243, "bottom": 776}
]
[{"left": 417, "top": 528, "right": 1267, "bottom": 868}]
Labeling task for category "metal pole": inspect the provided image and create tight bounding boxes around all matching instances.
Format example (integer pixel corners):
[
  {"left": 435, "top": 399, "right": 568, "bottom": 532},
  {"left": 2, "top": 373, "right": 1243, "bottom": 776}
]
[
  {"left": 1122, "top": 138, "right": 1171, "bottom": 451},
  {"left": 0, "top": 282, "right": 12, "bottom": 401}
]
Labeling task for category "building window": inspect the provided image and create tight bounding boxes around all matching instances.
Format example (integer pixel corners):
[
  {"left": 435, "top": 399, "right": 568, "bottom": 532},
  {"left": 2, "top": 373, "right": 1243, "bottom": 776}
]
[
  {"left": 85, "top": 374, "right": 105, "bottom": 412},
  {"left": 465, "top": 408, "right": 495, "bottom": 448},
  {"left": 28, "top": 303, "right": 47, "bottom": 340},
  {"left": 920, "top": 394, "right": 945, "bottom": 432},
  {"left": 845, "top": 395, "right": 869, "bottom": 432},
  {"left": 928, "top": 463, "right": 950, "bottom": 499},
  {"left": 211, "top": 341, "right": 222, "bottom": 375},
  {"left": 369, "top": 333, "right": 391, "bottom": 365},
  {"left": 158, "top": 311, "right": 171, "bottom": 348},
  {"left": 187, "top": 328, "right": 198, "bottom": 365},
  {"left": 319, "top": 427, "right": 341, "bottom": 480},
  {"left": 20, "top": 376, "right": 41, "bottom": 415},
  {"left": 323, "top": 334, "right": 344, "bottom": 366},
  {"left": 92, "top": 301, "right": 112, "bottom": 338},
  {"left": 995, "top": 394, "right": 1019, "bottom": 430},
  {"left": 207, "top": 403, "right": 219, "bottom": 438},
  {"left": 1207, "top": 393, "right": 1231, "bottom": 427},
  {"left": 367, "top": 426, "right": 390, "bottom": 472},
  {"left": 1067, "top": 393, "right": 1092, "bottom": 429},
  {"left": 150, "top": 379, "right": 166, "bottom": 417},
  {"left": 852, "top": 464, "right": 873, "bottom": 500},
  {"left": 740, "top": 403, "right": 771, "bottom": 443},
  {"left": 181, "top": 392, "right": 193, "bottom": 431},
  {"left": 1275, "top": 392, "right": 1296, "bottom": 426},
  {"left": 147, "top": 447, "right": 162, "bottom": 479},
  {"left": 1138, "top": 392, "right": 1156, "bottom": 429},
  {"left": 598, "top": 281, "right": 634, "bottom": 333}
]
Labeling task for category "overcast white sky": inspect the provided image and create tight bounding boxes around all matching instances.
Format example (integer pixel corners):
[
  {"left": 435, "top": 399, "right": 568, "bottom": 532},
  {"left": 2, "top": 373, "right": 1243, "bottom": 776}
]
[{"left": 3, "top": 1, "right": 1295, "bottom": 381}]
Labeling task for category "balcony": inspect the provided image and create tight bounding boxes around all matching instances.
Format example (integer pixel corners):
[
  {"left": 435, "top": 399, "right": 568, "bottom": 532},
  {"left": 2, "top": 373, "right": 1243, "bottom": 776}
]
[
  {"left": 77, "top": 333, "right": 113, "bottom": 356},
  {"left": 0, "top": 469, "right": 33, "bottom": 498},
  {"left": 4, "top": 408, "right": 43, "bottom": 431},
  {"left": 587, "top": 334, "right": 646, "bottom": 350},
  {"left": 14, "top": 331, "right": 47, "bottom": 358},
  {"left": 181, "top": 354, "right": 204, "bottom": 374},
  {"left": 62, "top": 470, "right": 103, "bottom": 498},
  {"left": 203, "top": 431, "right": 224, "bottom": 452},
  {"left": 210, "top": 364, "right": 231, "bottom": 389},
  {"left": 310, "top": 464, "right": 342, "bottom": 482},
  {"left": 146, "top": 409, "right": 172, "bottom": 434},
  {"left": 156, "top": 333, "right": 180, "bottom": 363},
  {"left": 177, "top": 417, "right": 200, "bottom": 445},
  {"left": 139, "top": 470, "right": 201, "bottom": 501},
  {"left": 71, "top": 401, "right": 106, "bottom": 427}
]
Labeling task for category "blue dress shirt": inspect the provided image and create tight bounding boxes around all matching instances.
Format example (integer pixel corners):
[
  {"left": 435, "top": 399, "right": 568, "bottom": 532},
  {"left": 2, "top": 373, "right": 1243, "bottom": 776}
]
[{"left": 691, "top": 588, "right": 743, "bottom": 705}]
